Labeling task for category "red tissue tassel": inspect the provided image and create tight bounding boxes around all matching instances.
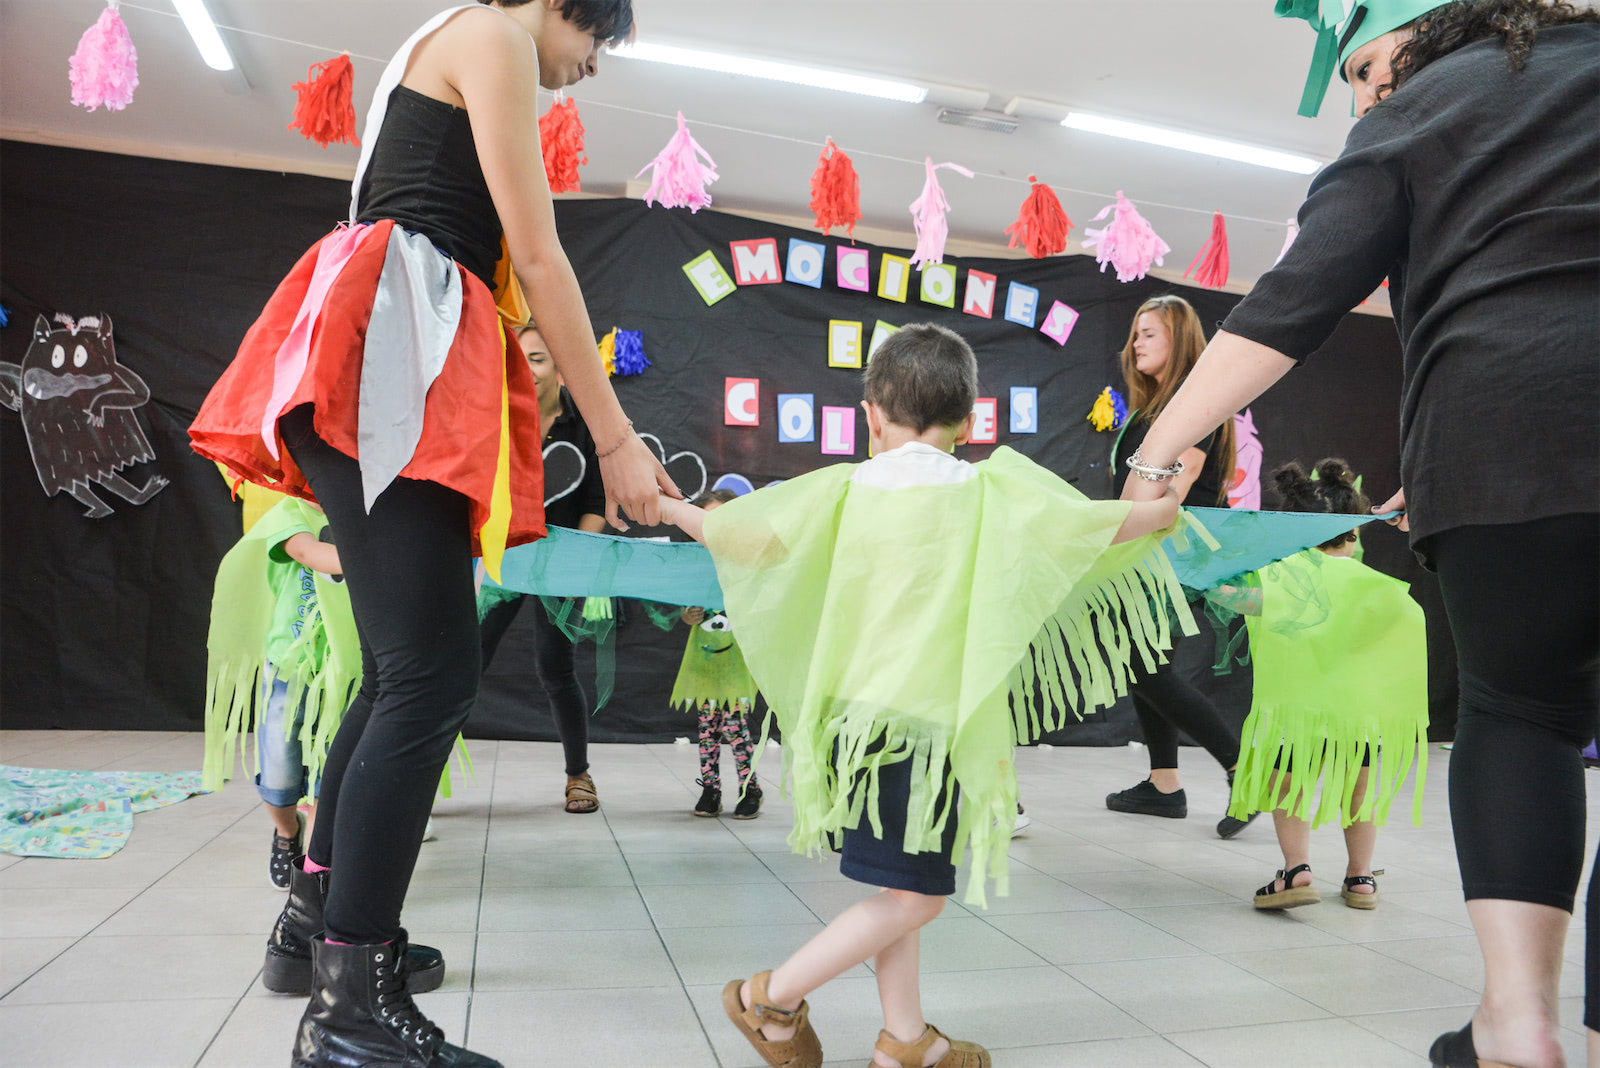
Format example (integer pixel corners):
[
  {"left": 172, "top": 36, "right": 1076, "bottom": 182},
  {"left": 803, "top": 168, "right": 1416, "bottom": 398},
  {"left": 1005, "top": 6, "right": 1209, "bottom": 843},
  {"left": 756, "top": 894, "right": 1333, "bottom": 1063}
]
[
  {"left": 1005, "top": 175, "right": 1072, "bottom": 259},
  {"left": 809, "top": 138, "right": 861, "bottom": 238},
  {"left": 540, "top": 96, "right": 587, "bottom": 194},
  {"left": 1183, "top": 212, "right": 1231, "bottom": 289},
  {"left": 288, "top": 53, "right": 359, "bottom": 149}
]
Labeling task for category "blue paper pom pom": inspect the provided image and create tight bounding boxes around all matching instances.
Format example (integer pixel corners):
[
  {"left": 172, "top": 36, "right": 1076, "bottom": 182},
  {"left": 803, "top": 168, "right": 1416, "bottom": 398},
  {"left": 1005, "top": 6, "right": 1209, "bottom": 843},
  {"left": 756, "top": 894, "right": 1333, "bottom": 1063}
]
[
  {"left": 0, "top": 301, "right": 10, "bottom": 328},
  {"left": 1109, "top": 387, "right": 1128, "bottom": 429},
  {"left": 612, "top": 329, "right": 651, "bottom": 377}
]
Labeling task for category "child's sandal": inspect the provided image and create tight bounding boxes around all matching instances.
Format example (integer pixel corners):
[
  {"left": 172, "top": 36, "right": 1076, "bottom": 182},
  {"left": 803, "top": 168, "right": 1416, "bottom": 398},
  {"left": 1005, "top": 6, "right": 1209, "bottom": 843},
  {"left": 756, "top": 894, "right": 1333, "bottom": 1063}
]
[
  {"left": 1341, "top": 869, "right": 1383, "bottom": 909},
  {"left": 1253, "top": 862, "right": 1321, "bottom": 910},
  {"left": 721, "top": 969, "right": 822, "bottom": 1068},
  {"left": 873, "top": 1023, "right": 990, "bottom": 1068}
]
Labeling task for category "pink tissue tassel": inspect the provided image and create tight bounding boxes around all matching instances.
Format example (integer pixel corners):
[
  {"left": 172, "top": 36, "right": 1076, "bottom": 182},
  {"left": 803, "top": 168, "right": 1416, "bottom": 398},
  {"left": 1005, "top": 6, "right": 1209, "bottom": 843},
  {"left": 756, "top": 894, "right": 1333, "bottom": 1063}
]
[
  {"left": 70, "top": 2, "right": 139, "bottom": 112},
  {"left": 634, "top": 111, "right": 719, "bottom": 212},
  {"left": 907, "top": 158, "right": 973, "bottom": 268},
  {"left": 1080, "top": 190, "right": 1171, "bottom": 283},
  {"left": 1275, "top": 218, "right": 1300, "bottom": 265}
]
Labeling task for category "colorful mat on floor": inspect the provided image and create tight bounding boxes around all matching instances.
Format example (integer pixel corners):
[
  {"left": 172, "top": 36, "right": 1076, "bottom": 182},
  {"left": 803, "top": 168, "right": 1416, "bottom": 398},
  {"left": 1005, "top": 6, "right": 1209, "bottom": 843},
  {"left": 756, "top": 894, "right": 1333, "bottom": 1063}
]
[{"left": 0, "top": 765, "right": 208, "bottom": 859}]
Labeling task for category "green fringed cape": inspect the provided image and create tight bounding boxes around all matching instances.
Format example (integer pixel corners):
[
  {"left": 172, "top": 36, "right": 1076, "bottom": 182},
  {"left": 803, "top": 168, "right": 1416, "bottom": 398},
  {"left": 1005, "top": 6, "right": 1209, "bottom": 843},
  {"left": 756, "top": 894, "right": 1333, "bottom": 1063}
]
[
  {"left": 702, "top": 446, "right": 1196, "bottom": 906},
  {"left": 1227, "top": 551, "right": 1429, "bottom": 828},
  {"left": 669, "top": 616, "right": 758, "bottom": 711},
  {"left": 202, "top": 499, "right": 360, "bottom": 796}
]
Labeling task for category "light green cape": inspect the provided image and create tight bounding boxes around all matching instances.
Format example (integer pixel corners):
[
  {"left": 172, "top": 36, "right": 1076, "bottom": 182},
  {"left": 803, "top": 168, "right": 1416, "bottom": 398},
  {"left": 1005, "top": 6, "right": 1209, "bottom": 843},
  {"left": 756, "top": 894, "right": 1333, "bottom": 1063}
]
[
  {"left": 669, "top": 617, "right": 758, "bottom": 711},
  {"left": 202, "top": 498, "right": 360, "bottom": 796},
  {"left": 1227, "top": 550, "right": 1429, "bottom": 827},
  {"left": 703, "top": 446, "right": 1196, "bottom": 906}
]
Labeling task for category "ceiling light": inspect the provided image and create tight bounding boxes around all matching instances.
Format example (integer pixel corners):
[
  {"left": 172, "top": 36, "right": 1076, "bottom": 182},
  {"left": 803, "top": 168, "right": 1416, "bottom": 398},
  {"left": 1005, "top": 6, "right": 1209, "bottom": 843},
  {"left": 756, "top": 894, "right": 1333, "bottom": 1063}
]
[
  {"left": 608, "top": 41, "right": 927, "bottom": 103},
  {"left": 171, "top": 0, "right": 234, "bottom": 72},
  {"left": 1061, "top": 111, "right": 1321, "bottom": 174}
]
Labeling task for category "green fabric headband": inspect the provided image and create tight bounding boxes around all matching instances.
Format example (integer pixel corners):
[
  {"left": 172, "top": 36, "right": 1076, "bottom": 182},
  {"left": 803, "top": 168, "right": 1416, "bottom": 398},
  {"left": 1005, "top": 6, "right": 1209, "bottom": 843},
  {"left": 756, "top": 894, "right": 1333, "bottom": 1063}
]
[{"left": 1276, "top": 0, "right": 1447, "bottom": 116}]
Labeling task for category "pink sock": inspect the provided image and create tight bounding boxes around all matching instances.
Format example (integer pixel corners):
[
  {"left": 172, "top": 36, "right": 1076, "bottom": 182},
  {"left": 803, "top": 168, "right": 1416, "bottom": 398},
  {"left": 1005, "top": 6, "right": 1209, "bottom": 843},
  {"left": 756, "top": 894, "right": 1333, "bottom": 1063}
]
[
  {"left": 303, "top": 857, "right": 331, "bottom": 874},
  {"left": 325, "top": 938, "right": 352, "bottom": 946}
]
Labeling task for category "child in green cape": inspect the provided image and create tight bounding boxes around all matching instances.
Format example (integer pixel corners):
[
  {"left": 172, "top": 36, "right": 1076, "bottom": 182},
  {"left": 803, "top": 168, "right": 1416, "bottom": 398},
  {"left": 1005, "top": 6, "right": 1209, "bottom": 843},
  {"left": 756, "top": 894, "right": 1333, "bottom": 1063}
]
[
  {"left": 1208, "top": 460, "right": 1428, "bottom": 912},
  {"left": 673, "top": 489, "right": 763, "bottom": 819},
  {"left": 660, "top": 323, "right": 1189, "bottom": 1068}
]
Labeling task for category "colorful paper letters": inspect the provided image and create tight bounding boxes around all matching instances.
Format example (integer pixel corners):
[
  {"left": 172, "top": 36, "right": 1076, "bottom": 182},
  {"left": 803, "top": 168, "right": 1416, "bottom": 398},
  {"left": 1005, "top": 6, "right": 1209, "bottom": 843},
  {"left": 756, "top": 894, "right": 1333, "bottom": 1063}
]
[{"left": 724, "top": 377, "right": 760, "bottom": 426}]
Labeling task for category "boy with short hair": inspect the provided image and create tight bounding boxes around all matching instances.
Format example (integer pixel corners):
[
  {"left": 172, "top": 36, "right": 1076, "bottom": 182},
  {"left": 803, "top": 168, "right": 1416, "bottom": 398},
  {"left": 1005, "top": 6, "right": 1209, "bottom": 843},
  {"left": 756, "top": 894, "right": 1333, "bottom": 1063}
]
[{"left": 660, "top": 322, "right": 1186, "bottom": 1068}]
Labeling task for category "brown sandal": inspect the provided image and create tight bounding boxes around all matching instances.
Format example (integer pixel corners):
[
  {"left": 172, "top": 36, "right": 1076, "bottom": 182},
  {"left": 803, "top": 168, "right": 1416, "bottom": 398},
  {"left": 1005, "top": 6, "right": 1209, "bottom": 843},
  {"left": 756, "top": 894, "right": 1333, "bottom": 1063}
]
[
  {"left": 721, "top": 969, "right": 823, "bottom": 1068},
  {"left": 564, "top": 772, "right": 599, "bottom": 814},
  {"left": 873, "top": 1023, "right": 990, "bottom": 1068}
]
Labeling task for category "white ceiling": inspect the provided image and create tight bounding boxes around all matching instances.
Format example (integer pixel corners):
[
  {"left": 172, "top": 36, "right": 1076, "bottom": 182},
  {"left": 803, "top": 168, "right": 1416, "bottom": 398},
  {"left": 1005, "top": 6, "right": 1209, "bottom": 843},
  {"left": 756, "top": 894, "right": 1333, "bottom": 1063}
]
[{"left": 1, "top": 0, "right": 1377, "bottom": 293}]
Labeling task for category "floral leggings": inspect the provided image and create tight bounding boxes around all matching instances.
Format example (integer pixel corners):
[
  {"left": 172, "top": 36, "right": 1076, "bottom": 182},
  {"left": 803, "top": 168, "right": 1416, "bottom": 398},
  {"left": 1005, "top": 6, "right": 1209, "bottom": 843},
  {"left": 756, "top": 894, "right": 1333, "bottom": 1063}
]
[{"left": 698, "top": 701, "right": 756, "bottom": 791}]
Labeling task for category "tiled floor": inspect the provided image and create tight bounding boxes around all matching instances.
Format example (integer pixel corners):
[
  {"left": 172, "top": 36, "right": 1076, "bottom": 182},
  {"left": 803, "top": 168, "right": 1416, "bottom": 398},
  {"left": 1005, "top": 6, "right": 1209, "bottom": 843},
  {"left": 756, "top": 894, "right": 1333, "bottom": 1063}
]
[{"left": 1, "top": 729, "right": 1592, "bottom": 1067}]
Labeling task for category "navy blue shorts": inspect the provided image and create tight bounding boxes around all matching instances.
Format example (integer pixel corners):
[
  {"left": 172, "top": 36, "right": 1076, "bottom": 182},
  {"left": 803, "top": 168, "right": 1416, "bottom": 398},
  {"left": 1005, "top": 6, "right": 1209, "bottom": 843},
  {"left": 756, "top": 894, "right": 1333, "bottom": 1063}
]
[{"left": 838, "top": 751, "right": 959, "bottom": 897}]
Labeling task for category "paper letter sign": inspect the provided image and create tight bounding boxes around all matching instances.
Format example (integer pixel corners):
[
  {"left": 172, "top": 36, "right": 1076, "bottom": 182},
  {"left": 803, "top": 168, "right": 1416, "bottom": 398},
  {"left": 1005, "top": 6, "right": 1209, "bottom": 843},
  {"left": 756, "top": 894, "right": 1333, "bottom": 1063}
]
[
  {"left": 1010, "top": 387, "right": 1038, "bottom": 434},
  {"left": 836, "top": 247, "right": 870, "bottom": 292},
  {"left": 1004, "top": 282, "right": 1039, "bottom": 327},
  {"left": 877, "top": 253, "right": 911, "bottom": 303},
  {"left": 821, "top": 406, "right": 856, "bottom": 455},
  {"left": 868, "top": 320, "right": 900, "bottom": 360},
  {"left": 778, "top": 393, "right": 815, "bottom": 443},
  {"left": 724, "top": 378, "right": 759, "bottom": 426},
  {"left": 919, "top": 263, "right": 957, "bottom": 308},
  {"left": 963, "top": 270, "right": 996, "bottom": 318},
  {"left": 828, "top": 320, "right": 864, "bottom": 369},
  {"left": 730, "top": 238, "right": 781, "bottom": 285},
  {"left": 1039, "top": 300, "right": 1079, "bottom": 346},
  {"left": 970, "top": 398, "right": 998, "bottom": 444},
  {"left": 683, "top": 251, "right": 735, "bottom": 305},
  {"left": 786, "top": 238, "right": 825, "bottom": 288}
]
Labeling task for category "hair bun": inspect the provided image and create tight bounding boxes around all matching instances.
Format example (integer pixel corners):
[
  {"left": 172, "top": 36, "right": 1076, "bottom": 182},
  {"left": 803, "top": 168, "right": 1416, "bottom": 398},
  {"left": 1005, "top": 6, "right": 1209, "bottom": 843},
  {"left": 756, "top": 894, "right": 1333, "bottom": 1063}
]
[{"left": 1316, "top": 458, "right": 1355, "bottom": 487}]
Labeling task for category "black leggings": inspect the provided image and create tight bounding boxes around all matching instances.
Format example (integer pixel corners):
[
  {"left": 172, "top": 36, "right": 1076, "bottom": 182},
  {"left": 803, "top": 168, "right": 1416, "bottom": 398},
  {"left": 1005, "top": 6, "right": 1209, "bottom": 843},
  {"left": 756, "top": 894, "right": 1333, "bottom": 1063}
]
[
  {"left": 1130, "top": 627, "right": 1241, "bottom": 774},
  {"left": 1429, "top": 514, "right": 1598, "bottom": 1024},
  {"left": 480, "top": 595, "right": 590, "bottom": 776},
  {"left": 285, "top": 407, "right": 482, "bottom": 946}
]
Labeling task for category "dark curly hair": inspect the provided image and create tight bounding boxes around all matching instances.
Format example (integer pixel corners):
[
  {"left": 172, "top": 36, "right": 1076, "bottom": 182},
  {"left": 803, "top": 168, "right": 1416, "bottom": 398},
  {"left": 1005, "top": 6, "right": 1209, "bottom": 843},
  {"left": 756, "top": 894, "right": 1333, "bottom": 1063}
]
[
  {"left": 1271, "top": 459, "right": 1372, "bottom": 549},
  {"left": 1387, "top": 0, "right": 1598, "bottom": 93}
]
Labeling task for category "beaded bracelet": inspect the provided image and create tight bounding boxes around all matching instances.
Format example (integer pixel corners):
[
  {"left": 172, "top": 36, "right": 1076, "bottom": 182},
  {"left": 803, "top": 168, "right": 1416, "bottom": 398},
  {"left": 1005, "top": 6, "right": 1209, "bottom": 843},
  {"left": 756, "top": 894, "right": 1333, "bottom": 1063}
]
[
  {"left": 1126, "top": 448, "right": 1185, "bottom": 482},
  {"left": 595, "top": 420, "right": 635, "bottom": 460}
]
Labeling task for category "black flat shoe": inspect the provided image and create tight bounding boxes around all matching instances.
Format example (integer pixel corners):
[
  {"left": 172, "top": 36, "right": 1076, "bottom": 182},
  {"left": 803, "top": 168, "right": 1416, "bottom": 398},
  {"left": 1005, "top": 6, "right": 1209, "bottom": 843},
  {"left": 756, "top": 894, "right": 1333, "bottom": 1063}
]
[
  {"left": 1105, "top": 779, "right": 1187, "bottom": 818},
  {"left": 1428, "top": 1022, "right": 1515, "bottom": 1067}
]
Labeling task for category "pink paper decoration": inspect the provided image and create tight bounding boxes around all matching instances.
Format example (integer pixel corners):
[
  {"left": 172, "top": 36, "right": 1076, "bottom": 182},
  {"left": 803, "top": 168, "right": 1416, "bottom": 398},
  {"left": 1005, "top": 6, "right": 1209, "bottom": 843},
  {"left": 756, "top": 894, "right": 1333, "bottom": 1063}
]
[
  {"left": 635, "top": 112, "right": 719, "bottom": 212},
  {"left": 1275, "top": 218, "right": 1300, "bottom": 265},
  {"left": 907, "top": 158, "right": 973, "bottom": 269},
  {"left": 70, "top": 2, "right": 139, "bottom": 112},
  {"left": 1080, "top": 190, "right": 1170, "bottom": 283},
  {"left": 1183, "top": 212, "right": 1230, "bottom": 289}
]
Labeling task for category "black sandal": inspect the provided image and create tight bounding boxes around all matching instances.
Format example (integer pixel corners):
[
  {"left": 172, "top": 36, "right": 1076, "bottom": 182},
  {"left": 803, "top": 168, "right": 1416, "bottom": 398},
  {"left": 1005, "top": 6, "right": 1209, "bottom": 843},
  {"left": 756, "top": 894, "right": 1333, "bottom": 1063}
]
[
  {"left": 1253, "top": 862, "right": 1320, "bottom": 910},
  {"left": 1341, "top": 869, "right": 1383, "bottom": 910},
  {"left": 1428, "top": 1021, "right": 1516, "bottom": 1067}
]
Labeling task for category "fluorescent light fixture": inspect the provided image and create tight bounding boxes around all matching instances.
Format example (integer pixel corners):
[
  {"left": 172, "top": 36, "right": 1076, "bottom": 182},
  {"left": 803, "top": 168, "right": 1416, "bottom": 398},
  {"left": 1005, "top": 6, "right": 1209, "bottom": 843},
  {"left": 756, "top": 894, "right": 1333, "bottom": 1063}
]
[
  {"left": 172, "top": 0, "right": 235, "bottom": 72},
  {"left": 1061, "top": 111, "right": 1321, "bottom": 175},
  {"left": 609, "top": 41, "right": 926, "bottom": 103}
]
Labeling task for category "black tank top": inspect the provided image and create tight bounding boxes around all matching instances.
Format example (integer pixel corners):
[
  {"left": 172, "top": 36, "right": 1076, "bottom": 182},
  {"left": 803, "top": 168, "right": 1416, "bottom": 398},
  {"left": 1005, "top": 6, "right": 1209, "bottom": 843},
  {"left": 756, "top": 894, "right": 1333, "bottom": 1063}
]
[{"left": 355, "top": 86, "right": 502, "bottom": 287}]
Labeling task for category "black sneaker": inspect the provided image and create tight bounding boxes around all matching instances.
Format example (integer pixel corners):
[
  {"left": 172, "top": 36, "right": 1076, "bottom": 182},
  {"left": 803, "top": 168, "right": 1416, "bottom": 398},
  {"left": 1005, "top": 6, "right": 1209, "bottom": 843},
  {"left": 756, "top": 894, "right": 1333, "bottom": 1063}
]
[
  {"left": 693, "top": 779, "right": 722, "bottom": 817},
  {"left": 1217, "top": 769, "right": 1259, "bottom": 839},
  {"left": 731, "top": 783, "right": 763, "bottom": 820},
  {"left": 269, "top": 821, "right": 301, "bottom": 891},
  {"left": 1105, "top": 779, "right": 1188, "bottom": 818}
]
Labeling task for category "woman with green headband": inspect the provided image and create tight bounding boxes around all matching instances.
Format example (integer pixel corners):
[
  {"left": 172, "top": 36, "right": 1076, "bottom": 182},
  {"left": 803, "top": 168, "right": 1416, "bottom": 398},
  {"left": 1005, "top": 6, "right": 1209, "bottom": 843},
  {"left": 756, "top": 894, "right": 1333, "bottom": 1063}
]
[{"left": 1125, "top": 3, "right": 1598, "bottom": 1066}]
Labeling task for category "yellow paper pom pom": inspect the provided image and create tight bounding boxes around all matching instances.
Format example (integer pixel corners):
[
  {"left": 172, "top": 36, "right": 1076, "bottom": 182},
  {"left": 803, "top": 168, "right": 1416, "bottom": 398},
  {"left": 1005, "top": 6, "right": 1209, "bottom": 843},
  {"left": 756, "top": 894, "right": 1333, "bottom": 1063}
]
[
  {"left": 598, "top": 327, "right": 617, "bottom": 377},
  {"left": 1087, "top": 386, "right": 1117, "bottom": 431}
]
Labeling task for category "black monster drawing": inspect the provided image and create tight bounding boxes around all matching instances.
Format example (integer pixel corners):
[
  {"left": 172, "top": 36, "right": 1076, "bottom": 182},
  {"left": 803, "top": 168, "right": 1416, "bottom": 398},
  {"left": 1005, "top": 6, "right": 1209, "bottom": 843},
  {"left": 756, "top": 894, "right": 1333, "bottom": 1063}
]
[{"left": 0, "top": 313, "right": 169, "bottom": 517}]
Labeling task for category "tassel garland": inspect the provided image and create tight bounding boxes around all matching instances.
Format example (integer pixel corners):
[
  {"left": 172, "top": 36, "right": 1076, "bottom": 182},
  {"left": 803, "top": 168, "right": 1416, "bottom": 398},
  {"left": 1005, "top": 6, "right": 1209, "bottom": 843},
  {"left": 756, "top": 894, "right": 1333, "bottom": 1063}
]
[
  {"left": 1183, "top": 212, "right": 1230, "bottom": 289},
  {"left": 597, "top": 328, "right": 617, "bottom": 376},
  {"left": 635, "top": 112, "right": 719, "bottom": 212},
  {"left": 907, "top": 158, "right": 973, "bottom": 268},
  {"left": 288, "top": 53, "right": 360, "bottom": 149},
  {"left": 69, "top": 2, "right": 139, "bottom": 112},
  {"left": 1004, "top": 175, "right": 1072, "bottom": 259},
  {"left": 539, "top": 96, "right": 587, "bottom": 193},
  {"left": 1081, "top": 191, "right": 1170, "bottom": 283},
  {"left": 611, "top": 329, "right": 651, "bottom": 377},
  {"left": 1087, "top": 386, "right": 1129, "bottom": 432},
  {"left": 808, "top": 138, "right": 861, "bottom": 238}
]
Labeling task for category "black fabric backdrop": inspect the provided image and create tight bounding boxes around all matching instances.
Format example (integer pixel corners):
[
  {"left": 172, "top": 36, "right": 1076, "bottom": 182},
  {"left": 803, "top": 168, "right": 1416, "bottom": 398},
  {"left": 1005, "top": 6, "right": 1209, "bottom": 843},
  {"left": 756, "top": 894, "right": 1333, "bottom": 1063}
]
[{"left": 0, "top": 140, "right": 1457, "bottom": 744}]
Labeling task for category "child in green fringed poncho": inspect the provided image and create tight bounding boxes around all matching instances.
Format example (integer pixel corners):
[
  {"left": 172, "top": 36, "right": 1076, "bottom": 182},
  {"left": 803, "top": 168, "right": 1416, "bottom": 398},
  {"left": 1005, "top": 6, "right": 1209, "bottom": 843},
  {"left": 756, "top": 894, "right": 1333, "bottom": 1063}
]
[
  {"left": 1209, "top": 460, "right": 1428, "bottom": 913},
  {"left": 202, "top": 497, "right": 358, "bottom": 891},
  {"left": 660, "top": 323, "right": 1190, "bottom": 1068}
]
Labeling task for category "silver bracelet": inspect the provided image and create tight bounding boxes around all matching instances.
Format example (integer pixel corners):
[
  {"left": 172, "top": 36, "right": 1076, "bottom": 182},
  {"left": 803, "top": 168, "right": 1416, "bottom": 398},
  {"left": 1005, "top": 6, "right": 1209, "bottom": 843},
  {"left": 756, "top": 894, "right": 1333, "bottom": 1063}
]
[{"left": 1126, "top": 448, "right": 1185, "bottom": 483}]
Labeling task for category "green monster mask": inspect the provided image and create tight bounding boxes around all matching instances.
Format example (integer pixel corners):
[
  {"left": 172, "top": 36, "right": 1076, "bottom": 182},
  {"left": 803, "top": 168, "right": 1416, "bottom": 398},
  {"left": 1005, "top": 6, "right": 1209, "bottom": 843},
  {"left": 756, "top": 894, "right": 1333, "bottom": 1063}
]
[
  {"left": 669, "top": 612, "right": 759, "bottom": 710},
  {"left": 1276, "top": 0, "right": 1448, "bottom": 116}
]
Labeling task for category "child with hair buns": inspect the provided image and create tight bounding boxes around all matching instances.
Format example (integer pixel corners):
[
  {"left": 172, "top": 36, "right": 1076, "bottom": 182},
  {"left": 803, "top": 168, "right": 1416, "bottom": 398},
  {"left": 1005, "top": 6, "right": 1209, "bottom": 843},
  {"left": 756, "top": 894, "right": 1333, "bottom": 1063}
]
[{"left": 1209, "top": 459, "right": 1429, "bottom": 912}]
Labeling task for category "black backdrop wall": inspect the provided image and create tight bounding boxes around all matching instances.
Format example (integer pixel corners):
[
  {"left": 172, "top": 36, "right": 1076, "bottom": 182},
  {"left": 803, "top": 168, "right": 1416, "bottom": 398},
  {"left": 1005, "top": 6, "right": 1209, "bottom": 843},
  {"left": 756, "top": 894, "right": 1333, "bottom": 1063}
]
[{"left": 0, "top": 140, "right": 1457, "bottom": 743}]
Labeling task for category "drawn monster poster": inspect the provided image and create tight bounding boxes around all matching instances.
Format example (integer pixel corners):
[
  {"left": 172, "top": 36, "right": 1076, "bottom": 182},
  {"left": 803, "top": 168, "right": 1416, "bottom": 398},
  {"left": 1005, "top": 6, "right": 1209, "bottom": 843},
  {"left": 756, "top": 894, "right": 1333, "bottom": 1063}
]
[{"left": 0, "top": 313, "right": 168, "bottom": 517}]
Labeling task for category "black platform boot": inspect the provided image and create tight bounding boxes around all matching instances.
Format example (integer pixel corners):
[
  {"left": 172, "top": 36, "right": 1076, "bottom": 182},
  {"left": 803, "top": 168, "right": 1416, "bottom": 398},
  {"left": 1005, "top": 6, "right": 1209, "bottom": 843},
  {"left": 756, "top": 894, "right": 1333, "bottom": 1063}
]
[
  {"left": 264, "top": 859, "right": 445, "bottom": 996},
  {"left": 292, "top": 934, "right": 501, "bottom": 1068}
]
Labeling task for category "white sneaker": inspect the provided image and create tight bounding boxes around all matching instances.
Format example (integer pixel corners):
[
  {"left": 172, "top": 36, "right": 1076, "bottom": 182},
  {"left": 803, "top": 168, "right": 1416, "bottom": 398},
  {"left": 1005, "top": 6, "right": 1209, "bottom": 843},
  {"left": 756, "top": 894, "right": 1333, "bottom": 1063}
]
[
  {"left": 1010, "top": 811, "right": 1032, "bottom": 838},
  {"left": 421, "top": 817, "right": 437, "bottom": 842}
]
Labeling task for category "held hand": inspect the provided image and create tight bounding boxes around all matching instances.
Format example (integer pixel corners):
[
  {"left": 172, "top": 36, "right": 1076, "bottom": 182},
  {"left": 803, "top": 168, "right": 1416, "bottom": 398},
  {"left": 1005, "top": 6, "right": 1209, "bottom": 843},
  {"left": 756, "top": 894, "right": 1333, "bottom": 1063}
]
[
  {"left": 1374, "top": 487, "right": 1409, "bottom": 532},
  {"left": 1119, "top": 472, "right": 1171, "bottom": 504},
  {"left": 599, "top": 433, "right": 681, "bottom": 530},
  {"left": 681, "top": 606, "right": 705, "bottom": 625}
]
